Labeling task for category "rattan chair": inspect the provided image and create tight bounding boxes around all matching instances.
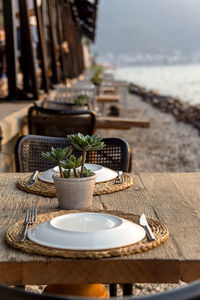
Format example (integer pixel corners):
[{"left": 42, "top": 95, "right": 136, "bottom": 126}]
[
  {"left": 1, "top": 280, "right": 200, "bottom": 299},
  {"left": 28, "top": 106, "right": 96, "bottom": 137},
  {"left": 55, "top": 85, "right": 97, "bottom": 110},
  {"left": 15, "top": 134, "right": 131, "bottom": 173},
  {"left": 41, "top": 98, "right": 90, "bottom": 111}
]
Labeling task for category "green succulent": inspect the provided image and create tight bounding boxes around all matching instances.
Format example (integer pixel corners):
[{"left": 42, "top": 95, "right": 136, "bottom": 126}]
[
  {"left": 61, "top": 155, "right": 82, "bottom": 178},
  {"left": 42, "top": 133, "right": 105, "bottom": 178},
  {"left": 61, "top": 155, "right": 82, "bottom": 170},
  {"left": 91, "top": 65, "right": 103, "bottom": 86},
  {"left": 91, "top": 73, "right": 102, "bottom": 86},
  {"left": 68, "top": 133, "right": 105, "bottom": 177},
  {"left": 42, "top": 146, "right": 72, "bottom": 162},
  {"left": 91, "top": 64, "right": 103, "bottom": 74},
  {"left": 63, "top": 169, "right": 70, "bottom": 178},
  {"left": 42, "top": 146, "right": 72, "bottom": 178},
  {"left": 82, "top": 168, "right": 93, "bottom": 177},
  {"left": 74, "top": 94, "right": 89, "bottom": 106},
  {"left": 68, "top": 133, "right": 105, "bottom": 152}
]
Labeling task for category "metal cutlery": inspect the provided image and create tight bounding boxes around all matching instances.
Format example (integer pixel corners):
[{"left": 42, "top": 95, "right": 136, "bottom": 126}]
[
  {"left": 26, "top": 170, "right": 39, "bottom": 187},
  {"left": 19, "top": 207, "right": 37, "bottom": 242},
  {"left": 115, "top": 171, "right": 123, "bottom": 184},
  {"left": 139, "top": 213, "right": 155, "bottom": 241}
]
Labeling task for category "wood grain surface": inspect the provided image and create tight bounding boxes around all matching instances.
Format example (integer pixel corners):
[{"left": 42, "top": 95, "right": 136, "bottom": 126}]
[
  {"left": 95, "top": 116, "right": 150, "bottom": 130},
  {"left": 96, "top": 94, "right": 120, "bottom": 102},
  {"left": 0, "top": 173, "right": 200, "bottom": 285}
]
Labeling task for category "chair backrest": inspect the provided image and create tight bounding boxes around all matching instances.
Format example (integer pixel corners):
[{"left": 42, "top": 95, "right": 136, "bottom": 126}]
[
  {"left": 15, "top": 134, "right": 130, "bottom": 172},
  {"left": 28, "top": 106, "right": 96, "bottom": 137},
  {"left": 55, "top": 86, "right": 97, "bottom": 110},
  {"left": 41, "top": 99, "right": 90, "bottom": 111},
  {"left": 1, "top": 280, "right": 200, "bottom": 300},
  {"left": 0, "top": 284, "right": 68, "bottom": 299}
]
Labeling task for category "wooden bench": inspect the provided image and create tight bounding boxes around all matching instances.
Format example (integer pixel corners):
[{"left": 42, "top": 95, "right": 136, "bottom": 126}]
[
  {"left": 95, "top": 116, "right": 150, "bottom": 130},
  {"left": 101, "top": 86, "right": 118, "bottom": 94},
  {"left": 96, "top": 94, "right": 121, "bottom": 115}
]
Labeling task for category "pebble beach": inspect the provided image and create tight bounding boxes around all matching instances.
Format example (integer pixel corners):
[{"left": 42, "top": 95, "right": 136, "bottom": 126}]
[{"left": 98, "top": 90, "right": 200, "bottom": 173}]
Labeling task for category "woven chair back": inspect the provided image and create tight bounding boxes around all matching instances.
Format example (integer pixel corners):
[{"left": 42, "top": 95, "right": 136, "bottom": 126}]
[
  {"left": 15, "top": 135, "right": 130, "bottom": 173},
  {"left": 28, "top": 106, "right": 96, "bottom": 137}
]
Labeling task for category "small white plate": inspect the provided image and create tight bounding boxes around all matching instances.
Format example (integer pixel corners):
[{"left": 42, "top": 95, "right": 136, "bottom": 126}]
[
  {"left": 39, "top": 164, "right": 118, "bottom": 184},
  {"left": 53, "top": 163, "right": 103, "bottom": 173},
  {"left": 27, "top": 212, "right": 146, "bottom": 250},
  {"left": 38, "top": 168, "right": 58, "bottom": 184}
]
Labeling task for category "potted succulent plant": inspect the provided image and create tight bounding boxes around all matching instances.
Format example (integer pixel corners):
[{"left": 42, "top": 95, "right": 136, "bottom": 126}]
[
  {"left": 90, "top": 64, "right": 103, "bottom": 88},
  {"left": 42, "top": 133, "right": 105, "bottom": 209},
  {"left": 73, "top": 94, "right": 89, "bottom": 107},
  {"left": 91, "top": 70, "right": 103, "bottom": 94}
]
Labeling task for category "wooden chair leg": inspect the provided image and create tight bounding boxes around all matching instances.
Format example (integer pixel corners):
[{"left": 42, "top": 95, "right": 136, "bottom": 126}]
[
  {"left": 109, "top": 284, "right": 117, "bottom": 297},
  {"left": 128, "top": 152, "right": 132, "bottom": 172},
  {"left": 123, "top": 283, "right": 133, "bottom": 296},
  {"left": 15, "top": 285, "right": 25, "bottom": 289}
]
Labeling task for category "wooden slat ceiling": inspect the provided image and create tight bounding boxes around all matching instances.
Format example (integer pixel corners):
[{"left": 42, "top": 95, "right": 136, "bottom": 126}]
[{"left": 74, "top": 0, "right": 98, "bottom": 41}]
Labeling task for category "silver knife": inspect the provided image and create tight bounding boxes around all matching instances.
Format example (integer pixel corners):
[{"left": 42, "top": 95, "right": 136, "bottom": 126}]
[
  {"left": 139, "top": 213, "right": 155, "bottom": 241},
  {"left": 26, "top": 170, "right": 39, "bottom": 187}
]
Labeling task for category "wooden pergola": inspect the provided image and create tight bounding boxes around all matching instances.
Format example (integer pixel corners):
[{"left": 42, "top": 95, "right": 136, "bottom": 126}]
[{"left": 2, "top": 0, "right": 98, "bottom": 100}]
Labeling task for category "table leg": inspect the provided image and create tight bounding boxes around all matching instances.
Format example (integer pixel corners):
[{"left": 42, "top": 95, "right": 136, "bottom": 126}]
[{"left": 123, "top": 283, "right": 133, "bottom": 296}]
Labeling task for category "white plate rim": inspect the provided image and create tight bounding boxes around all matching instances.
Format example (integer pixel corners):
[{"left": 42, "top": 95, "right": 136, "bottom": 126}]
[
  {"left": 39, "top": 164, "right": 118, "bottom": 184},
  {"left": 27, "top": 213, "right": 146, "bottom": 250}
]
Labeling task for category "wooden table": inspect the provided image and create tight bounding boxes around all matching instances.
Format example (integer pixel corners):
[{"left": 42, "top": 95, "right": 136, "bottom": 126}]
[
  {"left": 95, "top": 116, "right": 150, "bottom": 130},
  {"left": 101, "top": 86, "right": 118, "bottom": 94},
  {"left": 1, "top": 172, "right": 200, "bottom": 285},
  {"left": 96, "top": 94, "right": 121, "bottom": 115}
]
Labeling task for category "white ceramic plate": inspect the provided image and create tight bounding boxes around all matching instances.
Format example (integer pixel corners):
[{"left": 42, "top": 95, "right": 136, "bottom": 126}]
[
  {"left": 27, "top": 212, "right": 146, "bottom": 250},
  {"left": 39, "top": 164, "right": 118, "bottom": 184},
  {"left": 38, "top": 168, "right": 58, "bottom": 184}
]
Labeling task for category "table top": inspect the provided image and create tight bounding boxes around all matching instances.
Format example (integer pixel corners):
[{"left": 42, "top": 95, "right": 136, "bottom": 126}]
[
  {"left": 96, "top": 94, "right": 120, "bottom": 102},
  {"left": 1, "top": 172, "right": 200, "bottom": 285},
  {"left": 95, "top": 116, "right": 150, "bottom": 129}
]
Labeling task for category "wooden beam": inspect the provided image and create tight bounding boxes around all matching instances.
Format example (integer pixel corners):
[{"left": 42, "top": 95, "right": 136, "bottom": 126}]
[
  {"left": 96, "top": 94, "right": 120, "bottom": 103},
  {"left": 34, "top": 0, "right": 49, "bottom": 92},
  {"left": 56, "top": 0, "right": 68, "bottom": 79},
  {"left": 47, "top": 0, "right": 60, "bottom": 83},
  {"left": 19, "top": 0, "right": 38, "bottom": 99},
  {"left": 2, "top": 0, "right": 18, "bottom": 99},
  {"left": 95, "top": 116, "right": 150, "bottom": 130}
]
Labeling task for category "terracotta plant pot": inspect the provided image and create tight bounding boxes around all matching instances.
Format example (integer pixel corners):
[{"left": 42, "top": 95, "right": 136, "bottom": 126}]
[{"left": 53, "top": 173, "right": 96, "bottom": 209}]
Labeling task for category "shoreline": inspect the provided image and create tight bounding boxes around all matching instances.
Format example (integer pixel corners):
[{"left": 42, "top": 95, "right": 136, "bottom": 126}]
[
  {"left": 129, "top": 83, "right": 200, "bottom": 134},
  {"left": 97, "top": 88, "right": 200, "bottom": 173}
]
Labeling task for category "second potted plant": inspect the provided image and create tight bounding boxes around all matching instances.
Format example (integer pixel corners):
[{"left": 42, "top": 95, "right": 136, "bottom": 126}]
[{"left": 42, "top": 133, "right": 105, "bottom": 209}]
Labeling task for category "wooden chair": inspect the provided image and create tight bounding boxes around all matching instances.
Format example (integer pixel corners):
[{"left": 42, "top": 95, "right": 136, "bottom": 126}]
[
  {"left": 15, "top": 134, "right": 131, "bottom": 173},
  {"left": 1, "top": 279, "right": 200, "bottom": 299},
  {"left": 28, "top": 105, "right": 96, "bottom": 137}
]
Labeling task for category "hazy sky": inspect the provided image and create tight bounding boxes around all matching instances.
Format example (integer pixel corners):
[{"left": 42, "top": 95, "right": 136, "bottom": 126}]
[{"left": 93, "top": 0, "right": 200, "bottom": 57}]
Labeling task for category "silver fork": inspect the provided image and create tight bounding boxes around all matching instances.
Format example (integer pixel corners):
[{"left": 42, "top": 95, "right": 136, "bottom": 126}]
[
  {"left": 19, "top": 207, "right": 37, "bottom": 242},
  {"left": 115, "top": 171, "right": 123, "bottom": 184}
]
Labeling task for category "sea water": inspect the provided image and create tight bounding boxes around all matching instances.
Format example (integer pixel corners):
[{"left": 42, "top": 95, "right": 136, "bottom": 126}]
[{"left": 113, "top": 64, "right": 200, "bottom": 106}]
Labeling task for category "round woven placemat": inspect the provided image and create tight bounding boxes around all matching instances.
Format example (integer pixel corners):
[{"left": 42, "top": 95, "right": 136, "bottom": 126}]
[
  {"left": 17, "top": 173, "right": 133, "bottom": 197},
  {"left": 6, "top": 209, "right": 169, "bottom": 259}
]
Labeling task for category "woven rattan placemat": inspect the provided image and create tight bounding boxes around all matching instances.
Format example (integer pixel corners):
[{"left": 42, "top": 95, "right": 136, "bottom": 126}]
[
  {"left": 6, "top": 209, "right": 169, "bottom": 259},
  {"left": 17, "top": 173, "right": 133, "bottom": 197}
]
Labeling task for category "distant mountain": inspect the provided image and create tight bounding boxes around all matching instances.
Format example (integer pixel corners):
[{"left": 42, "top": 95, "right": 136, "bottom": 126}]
[{"left": 93, "top": 0, "right": 200, "bottom": 65}]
